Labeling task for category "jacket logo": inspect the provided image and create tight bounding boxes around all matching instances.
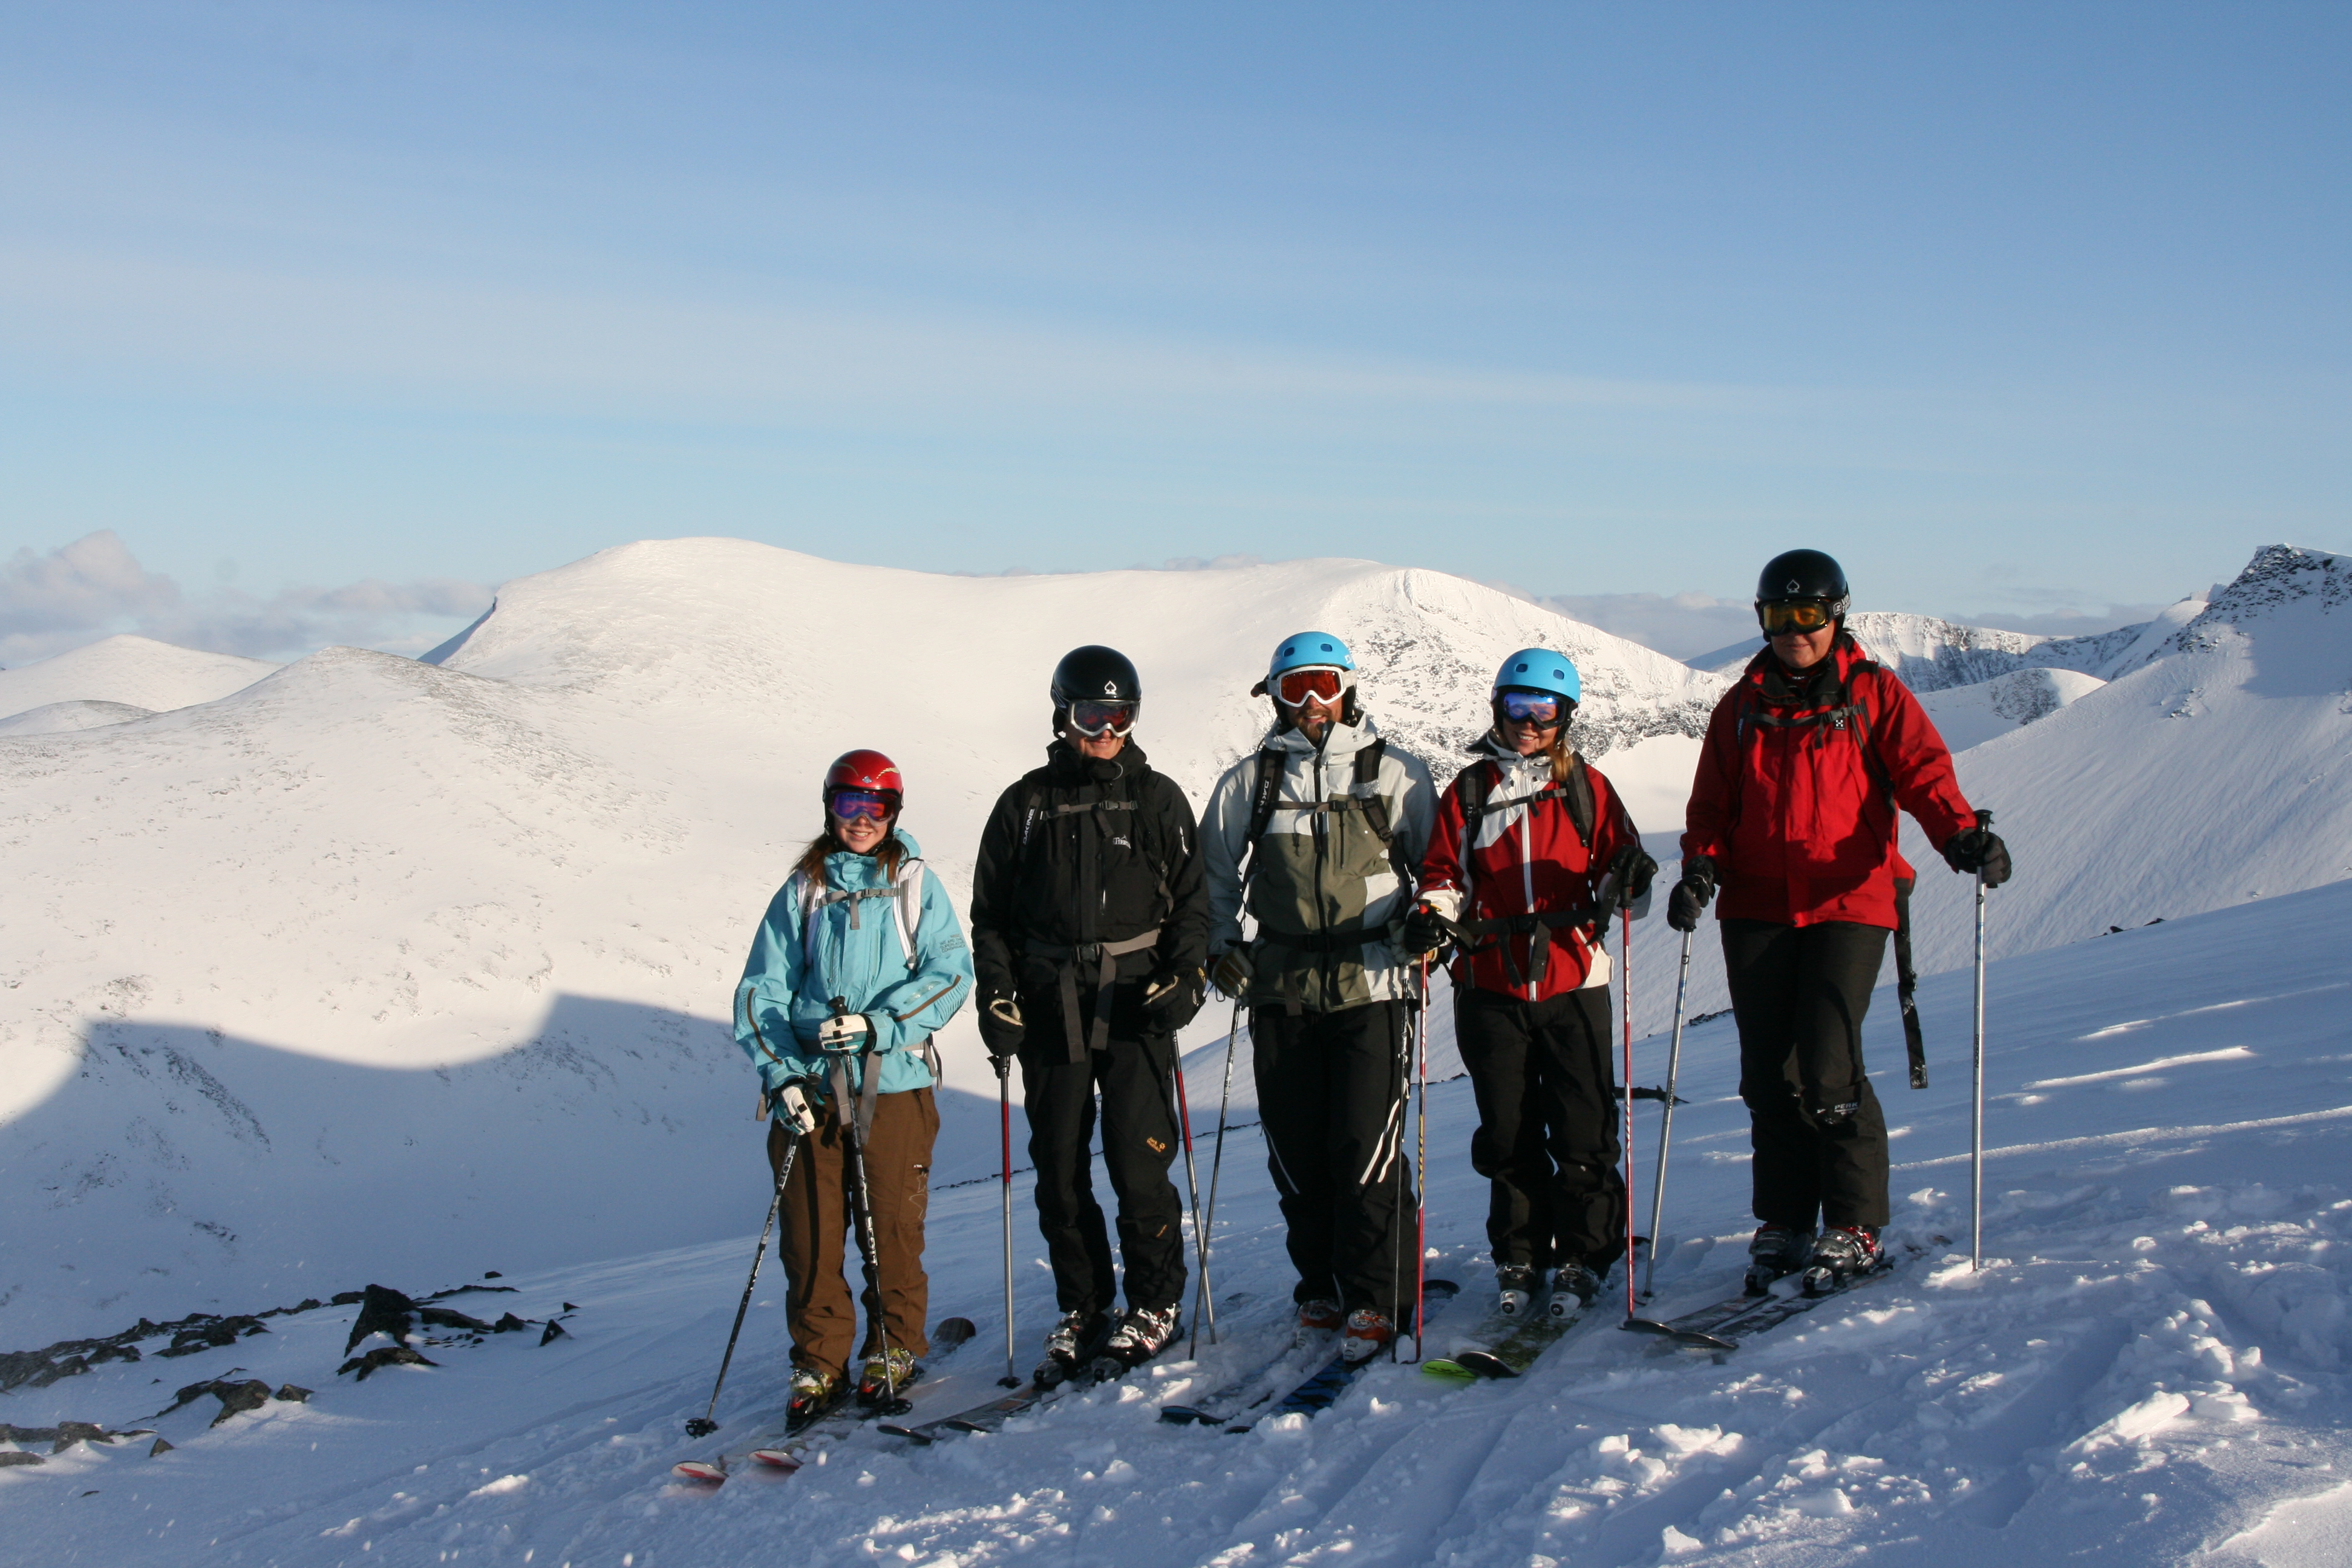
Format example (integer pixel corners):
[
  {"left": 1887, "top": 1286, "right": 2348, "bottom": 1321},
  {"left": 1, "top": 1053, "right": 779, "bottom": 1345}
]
[{"left": 1111, "top": 835, "right": 1132, "bottom": 848}]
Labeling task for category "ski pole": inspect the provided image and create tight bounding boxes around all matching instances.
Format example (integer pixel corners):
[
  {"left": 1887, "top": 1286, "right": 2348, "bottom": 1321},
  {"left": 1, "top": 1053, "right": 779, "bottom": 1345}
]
[
  {"left": 841, "top": 1098, "right": 907, "bottom": 1414},
  {"left": 1173, "top": 1051, "right": 1217, "bottom": 1353},
  {"left": 1642, "top": 929, "right": 1694, "bottom": 1302},
  {"left": 685, "top": 1130, "right": 799, "bottom": 1437},
  {"left": 1971, "top": 808, "right": 1992, "bottom": 1271},
  {"left": 1192, "top": 1001, "right": 1243, "bottom": 1358},
  {"left": 1621, "top": 906, "right": 1638, "bottom": 1321},
  {"left": 1388, "top": 985, "right": 1412, "bottom": 1361},
  {"left": 1409, "top": 956, "right": 1431, "bottom": 1362},
  {"left": 996, "top": 1055, "right": 1019, "bottom": 1388}
]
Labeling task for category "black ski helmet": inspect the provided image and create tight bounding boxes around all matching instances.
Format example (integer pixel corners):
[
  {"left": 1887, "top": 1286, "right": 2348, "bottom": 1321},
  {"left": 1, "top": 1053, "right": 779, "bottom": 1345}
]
[
  {"left": 1754, "top": 549, "right": 1851, "bottom": 618},
  {"left": 1050, "top": 645, "right": 1142, "bottom": 731}
]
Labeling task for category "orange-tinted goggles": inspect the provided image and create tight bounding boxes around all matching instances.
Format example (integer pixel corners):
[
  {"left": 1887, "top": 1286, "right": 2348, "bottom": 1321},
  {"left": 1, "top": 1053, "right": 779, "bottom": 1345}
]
[
  {"left": 1273, "top": 668, "right": 1347, "bottom": 707},
  {"left": 1759, "top": 599, "right": 1834, "bottom": 634}
]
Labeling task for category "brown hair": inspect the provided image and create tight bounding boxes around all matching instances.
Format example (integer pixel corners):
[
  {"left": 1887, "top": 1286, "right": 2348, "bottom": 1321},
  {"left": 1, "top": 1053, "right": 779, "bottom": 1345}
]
[
  {"left": 795, "top": 818, "right": 906, "bottom": 889},
  {"left": 1547, "top": 731, "right": 1583, "bottom": 786}
]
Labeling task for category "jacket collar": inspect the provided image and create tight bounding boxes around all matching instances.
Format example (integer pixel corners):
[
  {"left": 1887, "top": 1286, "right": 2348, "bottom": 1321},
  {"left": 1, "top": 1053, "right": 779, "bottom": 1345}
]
[
  {"left": 1045, "top": 736, "right": 1151, "bottom": 788},
  {"left": 1744, "top": 632, "right": 1870, "bottom": 708},
  {"left": 1259, "top": 712, "right": 1382, "bottom": 760}
]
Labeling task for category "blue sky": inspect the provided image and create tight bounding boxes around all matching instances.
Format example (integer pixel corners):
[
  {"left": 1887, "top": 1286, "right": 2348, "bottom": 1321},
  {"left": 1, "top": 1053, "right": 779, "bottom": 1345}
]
[{"left": 2, "top": 2, "right": 2345, "bottom": 660}]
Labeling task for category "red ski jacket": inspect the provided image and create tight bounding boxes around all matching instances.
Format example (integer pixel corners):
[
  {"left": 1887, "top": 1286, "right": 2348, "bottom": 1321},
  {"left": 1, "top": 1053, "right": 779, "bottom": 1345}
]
[
  {"left": 1682, "top": 636, "right": 1977, "bottom": 930},
  {"left": 1418, "top": 742, "right": 1641, "bottom": 1002}
]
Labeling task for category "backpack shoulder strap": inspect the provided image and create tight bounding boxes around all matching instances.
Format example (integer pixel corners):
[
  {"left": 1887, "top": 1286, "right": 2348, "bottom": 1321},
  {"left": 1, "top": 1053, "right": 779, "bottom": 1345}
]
[
  {"left": 1563, "top": 757, "right": 1595, "bottom": 848},
  {"left": 891, "top": 857, "right": 926, "bottom": 972},
  {"left": 1352, "top": 737, "right": 1392, "bottom": 843},
  {"left": 1457, "top": 756, "right": 1496, "bottom": 836}
]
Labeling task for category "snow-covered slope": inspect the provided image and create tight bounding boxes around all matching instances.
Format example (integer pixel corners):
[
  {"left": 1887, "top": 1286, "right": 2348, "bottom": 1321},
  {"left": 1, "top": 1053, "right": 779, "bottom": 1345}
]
[
  {"left": 0, "top": 633, "right": 278, "bottom": 720},
  {"left": 1915, "top": 666, "right": 2108, "bottom": 751},
  {"left": 0, "top": 540, "right": 1725, "bottom": 1344},
  {"left": 8, "top": 876, "right": 2350, "bottom": 1568},
  {"left": 0, "top": 698, "right": 157, "bottom": 736}
]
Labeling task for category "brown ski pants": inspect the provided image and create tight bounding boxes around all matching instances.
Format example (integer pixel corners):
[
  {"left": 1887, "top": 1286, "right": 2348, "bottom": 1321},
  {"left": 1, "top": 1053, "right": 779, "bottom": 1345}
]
[{"left": 766, "top": 1086, "right": 937, "bottom": 1382}]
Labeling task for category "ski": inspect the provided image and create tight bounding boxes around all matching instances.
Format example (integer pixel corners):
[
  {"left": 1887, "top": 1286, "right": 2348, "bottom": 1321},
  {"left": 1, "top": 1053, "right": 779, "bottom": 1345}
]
[
  {"left": 1622, "top": 1240, "right": 1938, "bottom": 1354},
  {"left": 1160, "top": 1327, "right": 1336, "bottom": 1426},
  {"left": 1425, "top": 1300, "right": 1592, "bottom": 1380},
  {"left": 674, "top": 1317, "right": 974, "bottom": 1481},
  {"left": 1224, "top": 1280, "right": 1459, "bottom": 1432}
]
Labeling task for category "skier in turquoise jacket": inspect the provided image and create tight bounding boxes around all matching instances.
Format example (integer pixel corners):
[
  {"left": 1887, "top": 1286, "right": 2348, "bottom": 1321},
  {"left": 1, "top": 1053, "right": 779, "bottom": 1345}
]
[{"left": 733, "top": 749, "right": 974, "bottom": 1428}]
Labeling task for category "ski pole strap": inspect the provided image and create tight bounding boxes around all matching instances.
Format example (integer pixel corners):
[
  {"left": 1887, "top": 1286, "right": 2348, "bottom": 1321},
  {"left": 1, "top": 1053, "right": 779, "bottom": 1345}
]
[
  {"left": 1893, "top": 874, "right": 1926, "bottom": 1089},
  {"left": 1028, "top": 927, "right": 1163, "bottom": 1062}
]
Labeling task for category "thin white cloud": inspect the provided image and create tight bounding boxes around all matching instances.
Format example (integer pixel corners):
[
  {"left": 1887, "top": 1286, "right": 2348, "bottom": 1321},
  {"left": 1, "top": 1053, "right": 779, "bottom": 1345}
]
[{"left": 0, "top": 534, "right": 489, "bottom": 665}]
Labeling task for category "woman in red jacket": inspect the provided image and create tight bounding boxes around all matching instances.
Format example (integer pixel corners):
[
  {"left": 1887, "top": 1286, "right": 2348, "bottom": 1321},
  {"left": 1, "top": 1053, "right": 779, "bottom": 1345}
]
[
  {"left": 1670, "top": 550, "right": 2011, "bottom": 1290},
  {"left": 1411, "top": 649, "right": 1656, "bottom": 1320}
]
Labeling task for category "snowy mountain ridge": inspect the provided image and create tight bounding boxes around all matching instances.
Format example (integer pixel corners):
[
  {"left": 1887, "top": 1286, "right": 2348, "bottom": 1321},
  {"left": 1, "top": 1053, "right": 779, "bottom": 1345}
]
[{"left": 1697, "top": 599, "right": 2213, "bottom": 691}]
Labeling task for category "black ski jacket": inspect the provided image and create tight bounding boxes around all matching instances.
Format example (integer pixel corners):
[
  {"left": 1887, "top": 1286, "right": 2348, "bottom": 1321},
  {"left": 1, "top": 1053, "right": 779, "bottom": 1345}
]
[{"left": 969, "top": 739, "right": 1210, "bottom": 1008}]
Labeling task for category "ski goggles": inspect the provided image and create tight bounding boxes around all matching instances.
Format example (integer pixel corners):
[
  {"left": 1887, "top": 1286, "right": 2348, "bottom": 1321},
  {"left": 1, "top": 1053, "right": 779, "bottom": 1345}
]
[
  {"left": 1497, "top": 689, "right": 1567, "bottom": 728},
  {"left": 828, "top": 789, "right": 896, "bottom": 821},
  {"left": 1272, "top": 667, "right": 1347, "bottom": 708},
  {"left": 1067, "top": 699, "right": 1138, "bottom": 737},
  {"left": 1758, "top": 599, "right": 1835, "bottom": 634}
]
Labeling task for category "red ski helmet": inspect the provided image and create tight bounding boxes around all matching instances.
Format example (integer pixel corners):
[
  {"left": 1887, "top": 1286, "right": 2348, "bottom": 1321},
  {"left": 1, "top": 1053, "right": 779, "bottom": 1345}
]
[{"left": 822, "top": 748, "right": 904, "bottom": 815}]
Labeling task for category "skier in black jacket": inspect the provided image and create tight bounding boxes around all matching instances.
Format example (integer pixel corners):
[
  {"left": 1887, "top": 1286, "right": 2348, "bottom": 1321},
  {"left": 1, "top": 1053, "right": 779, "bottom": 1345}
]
[{"left": 970, "top": 645, "right": 1212, "bottom": 1383}]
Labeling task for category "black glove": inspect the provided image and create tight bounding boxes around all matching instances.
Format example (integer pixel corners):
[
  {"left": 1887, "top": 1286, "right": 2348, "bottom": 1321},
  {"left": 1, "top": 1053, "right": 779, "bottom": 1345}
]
[
  {"left": 1142, "top": 965, "right": 1207, "bottom": 1030},
  {"left": 1400, "top": 901, "right": 1455, "bottom": 958},
  {"left": 1942, "top": 828, "right": 2012, "bottom": 888},
  {"left": 1607, "top": 846, "right": 1660, "bottom": 911},
  {"left": 1209, "top": 947, "right": 1253, "bottom": 1001},
  {"left": 1667, "top": 856, "right": 1716, "bottom": 933},
  {"left": 977, "top": 995, "right": 1025, "bottom": 1059}
]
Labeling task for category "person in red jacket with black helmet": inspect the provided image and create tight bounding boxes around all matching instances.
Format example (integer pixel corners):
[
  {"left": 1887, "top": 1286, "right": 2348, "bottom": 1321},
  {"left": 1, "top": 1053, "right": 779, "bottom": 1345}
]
[
  {"left": 1408, "top": 648, "right": 1658, "bottom": 1321},
  {"left": 1670, "top": 549, "right": 2011, "bottom": 1291}
]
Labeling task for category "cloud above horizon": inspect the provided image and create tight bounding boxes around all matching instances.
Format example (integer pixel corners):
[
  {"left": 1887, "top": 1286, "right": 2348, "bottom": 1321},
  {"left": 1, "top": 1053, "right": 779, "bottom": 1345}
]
[{"left": 0, "top": 532, "right": 490, "bottom": 666}]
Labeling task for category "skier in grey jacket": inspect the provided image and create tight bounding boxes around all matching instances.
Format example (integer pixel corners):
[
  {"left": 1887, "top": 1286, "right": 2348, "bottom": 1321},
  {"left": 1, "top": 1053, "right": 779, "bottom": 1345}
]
[{"left": 1200, "top": 631, "right": 1436, "bottom": 1361}]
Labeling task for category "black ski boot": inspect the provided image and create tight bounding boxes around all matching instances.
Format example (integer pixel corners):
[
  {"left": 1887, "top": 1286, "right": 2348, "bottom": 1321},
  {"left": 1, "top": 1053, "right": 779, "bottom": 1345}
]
[
  {"left": 1745, "top": 1225, "right": 1817, "bottom": 1296},
  {"left": 1495, "top": 1264, "right": 1543, "bottom": 1320},
  {"left": 1800, "top": 1226, "right": 1884, "bottom": 1297},
  {"left": 1093, "top": 1304, "right": 1183, "bottom": 1378},
  {"left": 1033, "top": 1310, "right": 1110, "bottom": 1390},
  {"left": 1548, "top": 1263, "right": 1601, "bottom": 1322}
]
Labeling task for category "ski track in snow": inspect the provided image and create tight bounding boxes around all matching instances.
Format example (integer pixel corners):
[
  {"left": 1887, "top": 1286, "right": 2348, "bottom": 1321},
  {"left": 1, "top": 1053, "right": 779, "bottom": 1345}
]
[{"left": 10, "top": 880, "right": 2352, "bottom": 1567}]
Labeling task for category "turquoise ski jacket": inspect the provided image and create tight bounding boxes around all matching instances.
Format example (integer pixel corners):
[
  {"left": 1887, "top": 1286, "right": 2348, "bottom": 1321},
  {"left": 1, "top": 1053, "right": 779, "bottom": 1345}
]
[{"left": 733, "top": 829, "right": 974, "bottom": 1106}]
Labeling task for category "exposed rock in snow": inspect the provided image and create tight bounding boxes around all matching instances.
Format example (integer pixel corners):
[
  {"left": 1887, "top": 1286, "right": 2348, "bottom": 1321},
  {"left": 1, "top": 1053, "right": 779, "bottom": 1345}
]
[
  {"left": 0, "top": 634, "right": 278, "bottom": 721},
  {"left": 1694, "top": 599, "right": 2213, "bottom": 691}
]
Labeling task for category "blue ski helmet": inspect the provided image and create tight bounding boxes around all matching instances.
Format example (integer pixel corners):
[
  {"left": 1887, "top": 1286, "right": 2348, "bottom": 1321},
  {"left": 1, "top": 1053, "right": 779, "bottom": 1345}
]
[
  {"left": 1492, "top": 647, "right": 1580, "bottom": 706},
  {"left": 1268, "top": 631, "right": 1354, "bottom": 679}
]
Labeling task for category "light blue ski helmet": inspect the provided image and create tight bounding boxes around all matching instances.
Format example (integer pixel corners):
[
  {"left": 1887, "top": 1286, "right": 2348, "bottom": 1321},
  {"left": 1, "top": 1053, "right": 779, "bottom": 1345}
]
[
  {"left": 1267, "top": 631, "right": 1356, "bottom": 678},
  {"left": 1492, "top": 647, "right": 1580, "bottom": 706}
]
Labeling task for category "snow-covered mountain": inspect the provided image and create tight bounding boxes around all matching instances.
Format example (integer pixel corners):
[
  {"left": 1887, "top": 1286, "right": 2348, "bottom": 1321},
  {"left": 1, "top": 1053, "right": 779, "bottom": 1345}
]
[
  {"left": 0, "top": 541, "right": 1723, "bottom": 1343},
  {"left": 0, "top": 633, "right": 279, "bottom": 721},
  {"left": 1693, "top": 600, "right": 2212, "bottom": 692}
]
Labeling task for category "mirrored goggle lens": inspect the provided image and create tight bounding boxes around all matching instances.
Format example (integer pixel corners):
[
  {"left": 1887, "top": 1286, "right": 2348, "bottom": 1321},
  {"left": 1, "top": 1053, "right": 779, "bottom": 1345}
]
[
  {"left": 830, "top": 790, "right": 894, "bottom": 820},
  {"left": 1068, "top": 700, "right": 1138, "bottom": 736},
  {"left": 1499, "top": 690, "right": 1564, "bottom": 726},
  {"left": 1759, "top": 599, "right": 1832, "bottom": 633},
  {"left": 1274, "top": 668, "right": 1346, "bottom": 707}
]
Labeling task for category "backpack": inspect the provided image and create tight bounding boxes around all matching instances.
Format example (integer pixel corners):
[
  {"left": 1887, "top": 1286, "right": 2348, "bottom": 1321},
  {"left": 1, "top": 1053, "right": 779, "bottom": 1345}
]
[
  {"left": 785, "top": 855, "right": 946, "bottom": 1088},
  {"left": 1454, "top": 749, "right": 1595, "bottom": 849},
  {"left": 1241, "top": 734, "right": 1416, "bottom": 889}
]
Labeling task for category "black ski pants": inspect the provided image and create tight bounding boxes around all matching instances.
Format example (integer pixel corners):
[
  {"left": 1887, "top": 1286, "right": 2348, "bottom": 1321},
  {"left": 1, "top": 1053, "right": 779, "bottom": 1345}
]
[
  {"left": 1722, "top": 918, "right": 1892, "bottom": 1231},
  {"left": 1016, "top": 993, "right": 1186, "bottom": 1316},
  {"left": 1454, "top": 984, "right": 1623, "bottom": 1272},
  {"left": 1251, "top": 1000, "right": 1415, "bottom": 1321}
]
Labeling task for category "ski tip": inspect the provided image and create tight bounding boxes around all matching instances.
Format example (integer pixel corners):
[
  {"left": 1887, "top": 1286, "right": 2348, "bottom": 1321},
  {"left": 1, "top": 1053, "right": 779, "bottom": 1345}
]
[
  {"left": 1420, "top": 1359, "right": 1478, "bottom": 1383},
  {"left": 875, "top": 1423, "right": 930, "bottom": 1442},
  {"left": 748, "top": 1448, "right": 803, "bottom": 1471},
  {"left": 934, "top": 1316, "right": 978, "bottom": 1347},
  {"left": 671, "top": 1460, "right": 726, "bottom": 1484},
  {"left": 1455, "top": 1352, "right": 1519, "bottom": 1379},
  {"left": 1157, "top": 1407, "right": 1203, "bottom": 1425}
]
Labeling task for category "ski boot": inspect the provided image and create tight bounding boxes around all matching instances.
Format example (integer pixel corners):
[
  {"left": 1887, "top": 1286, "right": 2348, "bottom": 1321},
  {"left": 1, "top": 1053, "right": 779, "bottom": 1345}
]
[
  {"left": 855, "top": 1345, "right": 920, "bottom": 1409},
  {"left": 1094, "top": 1304, "right": 1183, "bottom": 1376},
  {"left": 1296, "top": 1298, "right": 1345, "bottom": 1345},
  {"left": 785, "top": 1365, "right": 845, "bottom": 1433},
  {"left": 1495, "top": 1264, "right": 1543, "bottom": 1320},
  {"left": 1800, "top": 1226, "right": 1884, "bottom": 1298},
  {"left": 1745, "top": 1225, "right": 1817, "bottom": 1296},
  {"left": 1340, "top": 1308, "right": 1394, "bottom": 1363},
  {"left": 1034, "top": 1309, "right": 1111, "bottom": 1390},
  {"left": 1549, "top": 1262, "right": 1601, "bottom": 1322}
]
